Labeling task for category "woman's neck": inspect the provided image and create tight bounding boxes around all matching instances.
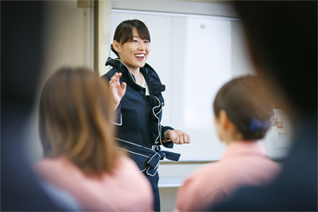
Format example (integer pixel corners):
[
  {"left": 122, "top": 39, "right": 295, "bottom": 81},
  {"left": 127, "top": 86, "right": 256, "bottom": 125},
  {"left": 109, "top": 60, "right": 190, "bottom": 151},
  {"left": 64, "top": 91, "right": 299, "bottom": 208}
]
[
  {"left": 129, "top": 67, "right": 143, "bottom": 86},
  {"left": 129, "top": 67, "right": 140, "bottom": 76},
  {"left": 120, "top": 60, "right": 143, "bottom": 86},
  {"left": 224, "top": 131, "right": 243, "bottom": 145}
]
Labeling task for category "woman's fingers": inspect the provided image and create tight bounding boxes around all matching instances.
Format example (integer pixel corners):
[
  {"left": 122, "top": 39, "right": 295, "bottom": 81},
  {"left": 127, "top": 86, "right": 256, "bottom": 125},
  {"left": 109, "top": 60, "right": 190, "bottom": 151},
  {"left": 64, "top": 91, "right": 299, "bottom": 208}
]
[
  {"left": 115, "top": 73, "right": 120, "bottom": 83},
  {"left": 121, "top": 82, "right": 127, "bottom": 89},
  {"left": 187, "top": 134, "right": 191, "bottom": 144},
  {"left": 110, "top": 72, "right": 122, "bottom": 85},
  {"left": 169, "top": 130, "right": 191, "bottom": 145},
  {"left": 179, "top": 133, "right": 190, "bottom": 144},
  {"left": 183, "top": 134, "right": 188, "bottom": 144},
  {"left": 173, "top": 135, "right": 179, "bottom": 144},
  {"left": 110, "top": 73, "right": 126, "bottom": 93},
  {"left": 179, "top": 135, "right": 184, "bottom": 144},
  {"left": 110, "top": 76, "right": 116, "bottom": 85},
  {"left": 183, "top": 134, "right": 190, "bottom": 144}
]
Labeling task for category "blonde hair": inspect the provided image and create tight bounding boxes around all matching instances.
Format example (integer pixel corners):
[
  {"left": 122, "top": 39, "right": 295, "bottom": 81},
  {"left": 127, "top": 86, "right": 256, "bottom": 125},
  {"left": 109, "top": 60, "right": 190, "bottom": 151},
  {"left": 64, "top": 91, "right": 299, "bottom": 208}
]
[{"left": 39, "top": 67, "right": 121, "bottom": 176}]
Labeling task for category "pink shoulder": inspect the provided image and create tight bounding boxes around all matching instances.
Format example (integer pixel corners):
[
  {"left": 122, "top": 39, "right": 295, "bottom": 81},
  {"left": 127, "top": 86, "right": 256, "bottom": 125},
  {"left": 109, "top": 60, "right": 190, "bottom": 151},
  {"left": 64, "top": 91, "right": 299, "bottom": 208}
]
[
  {"left": 116, "top": 155, "right": 150, "bottom": 184},
  {"left": 117, "top": 155, "right": 140, "bottom": 171},
  {"left": 33, "top": 158, "right": 55, "bottom": 171},
  {"left": 33, "top": 156, "right": 72, "bottom": 177}
]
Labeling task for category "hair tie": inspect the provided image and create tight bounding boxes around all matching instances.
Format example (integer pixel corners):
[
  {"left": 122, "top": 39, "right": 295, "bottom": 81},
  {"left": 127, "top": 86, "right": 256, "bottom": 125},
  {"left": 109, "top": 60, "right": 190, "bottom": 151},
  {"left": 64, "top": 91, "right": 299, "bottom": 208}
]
[{"left": 249, "top": 118, "right": 270, "bottom": 132}]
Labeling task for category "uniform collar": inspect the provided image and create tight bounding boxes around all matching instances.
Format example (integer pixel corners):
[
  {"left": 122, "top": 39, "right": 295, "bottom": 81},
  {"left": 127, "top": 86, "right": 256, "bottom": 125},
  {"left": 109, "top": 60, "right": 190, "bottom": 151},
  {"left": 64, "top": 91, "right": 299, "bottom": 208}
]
[
  {"left": 222, "top": 140, "right": 267, "bottom": 160},
  {"left": 106, "top": 57, "right": 165, "bottom": 95}
]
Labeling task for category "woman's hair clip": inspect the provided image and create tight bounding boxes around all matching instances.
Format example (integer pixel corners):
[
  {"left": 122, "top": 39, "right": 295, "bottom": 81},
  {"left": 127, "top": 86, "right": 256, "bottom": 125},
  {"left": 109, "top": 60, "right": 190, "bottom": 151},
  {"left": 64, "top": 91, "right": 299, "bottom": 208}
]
[{"left": 249, "top": 118, "right": 270, "bottom": 132}]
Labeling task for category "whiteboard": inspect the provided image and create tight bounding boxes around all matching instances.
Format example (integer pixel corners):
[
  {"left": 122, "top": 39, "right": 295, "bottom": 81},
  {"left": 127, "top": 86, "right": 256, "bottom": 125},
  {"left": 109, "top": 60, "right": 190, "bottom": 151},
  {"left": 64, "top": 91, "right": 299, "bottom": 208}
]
[{"left": 109, "top": 10, "right": 254, "bottom": 161}]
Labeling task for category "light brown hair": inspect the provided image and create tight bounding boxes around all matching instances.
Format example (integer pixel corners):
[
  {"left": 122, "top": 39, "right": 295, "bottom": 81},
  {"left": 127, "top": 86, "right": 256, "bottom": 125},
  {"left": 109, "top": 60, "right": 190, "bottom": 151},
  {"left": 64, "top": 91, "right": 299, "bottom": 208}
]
[
  {"left": 213, "top": 75, "right": 274, "bottom": 140},
  {"left": 39, "top": 67, "right": 121, "bottom": 176}
]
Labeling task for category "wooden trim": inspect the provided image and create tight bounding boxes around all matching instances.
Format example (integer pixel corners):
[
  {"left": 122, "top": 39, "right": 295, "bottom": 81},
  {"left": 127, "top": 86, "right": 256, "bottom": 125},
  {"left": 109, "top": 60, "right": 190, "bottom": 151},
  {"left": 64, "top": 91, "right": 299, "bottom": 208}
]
[
  {"left": 77, "top": 0, "right": 92, "bottom": 8},
  {"left": 93, "top": 0, "right": 99, "bottom": 75}
]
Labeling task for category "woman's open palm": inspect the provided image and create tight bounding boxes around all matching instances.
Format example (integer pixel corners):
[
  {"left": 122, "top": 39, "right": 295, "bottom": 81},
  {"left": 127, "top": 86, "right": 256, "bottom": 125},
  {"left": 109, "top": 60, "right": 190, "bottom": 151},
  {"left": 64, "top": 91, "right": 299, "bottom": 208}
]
[{"left": 109, "top": 72, "right": 126, "bottom": 110}]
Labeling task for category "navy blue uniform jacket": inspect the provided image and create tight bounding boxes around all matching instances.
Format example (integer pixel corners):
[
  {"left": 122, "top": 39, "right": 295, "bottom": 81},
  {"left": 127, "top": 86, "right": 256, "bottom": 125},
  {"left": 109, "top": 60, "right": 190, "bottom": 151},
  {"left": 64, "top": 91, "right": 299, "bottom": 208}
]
[
  {"left": 103, "top": 58, "right": 180, "bottom": 211},
  {"left": 102, "top": 57, "right": 180, "bottom": 176}
]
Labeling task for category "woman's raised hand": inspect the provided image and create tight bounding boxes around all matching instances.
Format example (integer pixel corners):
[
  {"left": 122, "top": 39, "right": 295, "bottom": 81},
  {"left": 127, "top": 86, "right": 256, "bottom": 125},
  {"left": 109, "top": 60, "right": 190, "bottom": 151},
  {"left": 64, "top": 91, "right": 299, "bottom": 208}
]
[
  {"left": 109, "top": 72, "right": 127, "bottom": 110},
  {"left": 165, "top": 130, "right": 191, "bottom": 145}
]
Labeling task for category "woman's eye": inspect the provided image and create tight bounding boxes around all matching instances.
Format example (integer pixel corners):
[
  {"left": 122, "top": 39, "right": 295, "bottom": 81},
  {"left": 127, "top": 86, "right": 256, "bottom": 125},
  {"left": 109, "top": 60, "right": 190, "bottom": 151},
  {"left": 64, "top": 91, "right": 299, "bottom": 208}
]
[
  {"left": 133, "top": 40, "right": 138, "bottom": 43},
  {"left": 144, "top": 40, "right": 149, "bottom": 43}
]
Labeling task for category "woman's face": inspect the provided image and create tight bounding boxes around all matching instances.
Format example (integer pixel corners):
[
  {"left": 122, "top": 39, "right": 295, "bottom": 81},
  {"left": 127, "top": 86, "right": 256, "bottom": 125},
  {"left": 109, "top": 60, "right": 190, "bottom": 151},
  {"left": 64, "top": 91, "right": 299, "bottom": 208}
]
[{"left": 114, "top": 27, "right": 150, "bottom": 71}]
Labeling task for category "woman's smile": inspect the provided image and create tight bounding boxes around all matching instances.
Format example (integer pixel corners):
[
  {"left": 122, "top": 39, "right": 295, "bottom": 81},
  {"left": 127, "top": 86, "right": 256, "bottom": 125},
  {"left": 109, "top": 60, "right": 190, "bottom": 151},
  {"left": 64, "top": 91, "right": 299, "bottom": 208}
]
[
  {"left": 135, "top": 53, "right": 145, "bottom": 60},
  {"left": 114, "top": 27, "right": 150, "bottom": 72}
]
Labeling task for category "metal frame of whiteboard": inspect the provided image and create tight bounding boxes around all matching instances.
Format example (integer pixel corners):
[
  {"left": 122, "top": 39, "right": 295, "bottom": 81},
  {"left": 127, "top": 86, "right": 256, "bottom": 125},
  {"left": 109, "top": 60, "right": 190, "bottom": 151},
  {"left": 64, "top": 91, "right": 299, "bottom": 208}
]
[
  {"left": 111, "top": 0, "right": 238, "bottom": 18},
  {"left": 158, "top": 177, "right": 185, "bottom": 188},
  {"left": 112, "top": 9, "right": 240, "bottom": 21}
]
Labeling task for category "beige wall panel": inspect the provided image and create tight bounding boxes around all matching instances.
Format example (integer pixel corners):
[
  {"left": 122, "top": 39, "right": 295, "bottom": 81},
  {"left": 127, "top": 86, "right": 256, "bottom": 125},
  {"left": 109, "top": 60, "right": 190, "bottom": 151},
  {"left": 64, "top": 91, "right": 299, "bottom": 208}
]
[
  {"left": 43, "top": 0, "right": 85, "bottom": 81},
  {"left": 25, "top": 0, "right": 86, "bottom": 163}
]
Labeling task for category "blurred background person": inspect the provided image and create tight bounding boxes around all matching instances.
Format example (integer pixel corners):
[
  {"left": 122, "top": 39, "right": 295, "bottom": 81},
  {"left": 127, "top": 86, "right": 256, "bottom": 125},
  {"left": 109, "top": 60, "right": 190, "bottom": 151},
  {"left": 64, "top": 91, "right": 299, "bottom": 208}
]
[
  {"left": 33, "top": 67, "right": 153, "bottom": 211},
  {"left": 175, "top": 75, "right": 281, "bottom": 211},
  {"left": 211, "top": 1, "right": 317, "bottom": 211},
  {"left": 1, "top": 1, "right": 71, "bottom": 210}
]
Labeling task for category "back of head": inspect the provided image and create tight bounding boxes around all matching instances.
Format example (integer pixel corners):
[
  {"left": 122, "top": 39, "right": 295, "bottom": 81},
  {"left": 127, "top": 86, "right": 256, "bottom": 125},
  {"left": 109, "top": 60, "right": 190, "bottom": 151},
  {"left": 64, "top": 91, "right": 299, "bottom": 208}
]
[
  {"left": 213, "top": 75, "right": 274, "bottom": 140},
  {"left": 39, "top": 67, "right": 120, "bottom": 176},
  {"left": 233, "top": 1, "right": 317, "bottom": 117}
]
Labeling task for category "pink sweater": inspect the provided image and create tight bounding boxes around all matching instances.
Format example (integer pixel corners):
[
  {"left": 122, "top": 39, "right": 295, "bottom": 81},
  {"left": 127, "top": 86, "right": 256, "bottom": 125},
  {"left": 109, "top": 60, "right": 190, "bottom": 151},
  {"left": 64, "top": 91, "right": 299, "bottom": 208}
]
[
  {"left": 34, "top": 155, "right": 153, "bottom": 211},
  {"left": 176, "top": 141, "right": 281, "bottom": 211}
]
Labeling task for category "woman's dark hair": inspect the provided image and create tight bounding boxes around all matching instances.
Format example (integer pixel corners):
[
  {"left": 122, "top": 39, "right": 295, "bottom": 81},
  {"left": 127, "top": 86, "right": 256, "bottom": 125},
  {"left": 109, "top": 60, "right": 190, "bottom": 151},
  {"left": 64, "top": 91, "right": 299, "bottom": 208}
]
[
  {"left": 213, "top": 75, "right": 274, "bottom": 140},
  {"left": 39, "top": 67, "right": 122, "bottom": 176},
  {"left": 111, "top": 19, "right": 150, "bottom": 57}
]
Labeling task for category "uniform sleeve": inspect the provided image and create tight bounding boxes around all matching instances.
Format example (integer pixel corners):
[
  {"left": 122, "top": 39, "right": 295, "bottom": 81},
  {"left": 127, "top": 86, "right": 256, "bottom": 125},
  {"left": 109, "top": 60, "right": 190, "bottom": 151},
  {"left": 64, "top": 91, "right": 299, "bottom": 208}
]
[
  {"left": 112, "top": 104, "right": 122, "bottom": 126},
  {"left": 161, "top": 125, "right": 174, "bottom": 148}
]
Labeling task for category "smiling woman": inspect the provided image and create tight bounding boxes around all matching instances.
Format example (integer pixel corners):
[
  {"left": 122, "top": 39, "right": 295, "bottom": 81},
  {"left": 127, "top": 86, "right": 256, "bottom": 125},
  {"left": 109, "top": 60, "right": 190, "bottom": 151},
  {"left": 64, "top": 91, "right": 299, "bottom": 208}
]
[
  {"left": 112, "top": 27, "right": 150, "bottom": 85},
  {"left": 101, "top": 19, "right": 190, "bottom": 211}
]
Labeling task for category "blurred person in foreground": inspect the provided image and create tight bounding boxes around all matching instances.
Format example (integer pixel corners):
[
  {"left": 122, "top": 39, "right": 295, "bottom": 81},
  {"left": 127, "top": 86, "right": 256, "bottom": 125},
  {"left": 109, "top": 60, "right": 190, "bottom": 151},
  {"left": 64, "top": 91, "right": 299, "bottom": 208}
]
[
  {"left": 33, "top": 67, "right": 153, "bottom": 211},
  {"left": 210, "top": 1, "right": 317, "bottom": 211},
  {"left": 175, "top": 75, "right": 281, "bottom": 211},
  {"left": 2, "top": 1, "right": 69, "bottom": 210}
]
